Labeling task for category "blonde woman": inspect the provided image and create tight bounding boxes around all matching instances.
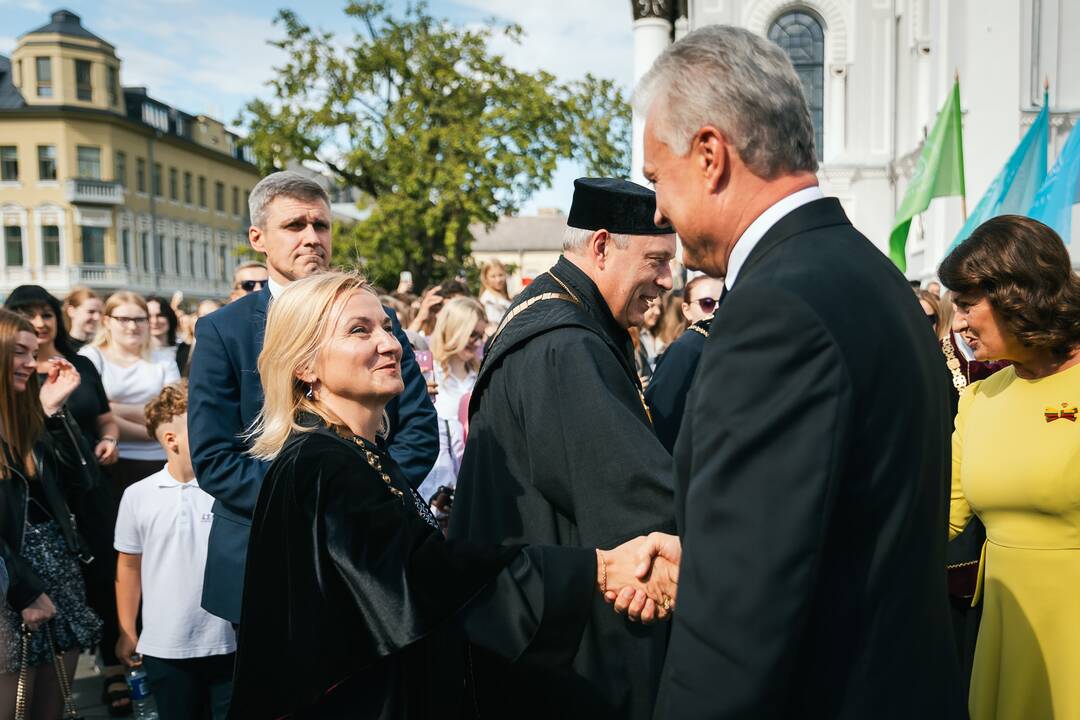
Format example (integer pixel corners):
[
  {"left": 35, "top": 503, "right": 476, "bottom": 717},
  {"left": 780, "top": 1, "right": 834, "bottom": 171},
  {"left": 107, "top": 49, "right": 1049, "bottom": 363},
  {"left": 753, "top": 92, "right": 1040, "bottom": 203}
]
[
  {"left": 418, "top": 297, "right": 486, "bottom": 506},
  {"left": 79, "top": 292, "right": 181, "bottom": 493},
  {"left": 479, "top": 260, "right": 512, "bottom": 325},
  {"left": 229, "top": 271, "right": 679, "bottom": 719}
]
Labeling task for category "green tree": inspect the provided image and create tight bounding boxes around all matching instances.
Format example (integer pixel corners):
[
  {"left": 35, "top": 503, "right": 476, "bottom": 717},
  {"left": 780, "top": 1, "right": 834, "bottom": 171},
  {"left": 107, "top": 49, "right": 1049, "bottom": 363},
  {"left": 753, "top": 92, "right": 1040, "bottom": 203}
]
[{"left": 240, "top": 1, "right": 631, "bottom": 289}]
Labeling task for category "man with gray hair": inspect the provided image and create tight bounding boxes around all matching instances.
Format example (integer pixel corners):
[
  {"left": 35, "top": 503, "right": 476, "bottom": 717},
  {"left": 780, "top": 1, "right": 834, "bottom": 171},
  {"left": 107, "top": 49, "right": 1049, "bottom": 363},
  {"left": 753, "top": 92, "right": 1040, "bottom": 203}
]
[
  {"left": 188, "top": 170, "right": 438, "bottom": 624},
  {"left": 451, "top": 178, "right": 678, "bottom": 719},
  {"left": 631, "top": 25, "right": 963, "bottom": 717}
]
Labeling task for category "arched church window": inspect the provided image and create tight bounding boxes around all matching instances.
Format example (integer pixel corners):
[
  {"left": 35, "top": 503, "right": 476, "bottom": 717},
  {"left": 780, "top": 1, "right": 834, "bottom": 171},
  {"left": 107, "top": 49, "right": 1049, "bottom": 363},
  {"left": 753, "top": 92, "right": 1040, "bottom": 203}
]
[{"left": 768, "top": 10, "right": 825, "bottom": 160}]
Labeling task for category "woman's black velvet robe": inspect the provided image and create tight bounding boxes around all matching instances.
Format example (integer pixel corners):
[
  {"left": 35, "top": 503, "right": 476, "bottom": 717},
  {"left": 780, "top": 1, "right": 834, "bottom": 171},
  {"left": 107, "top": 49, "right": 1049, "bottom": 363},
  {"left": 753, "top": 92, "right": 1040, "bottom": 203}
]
[{"left": 229, "top": 421, "right": 596, "bottom": 719}]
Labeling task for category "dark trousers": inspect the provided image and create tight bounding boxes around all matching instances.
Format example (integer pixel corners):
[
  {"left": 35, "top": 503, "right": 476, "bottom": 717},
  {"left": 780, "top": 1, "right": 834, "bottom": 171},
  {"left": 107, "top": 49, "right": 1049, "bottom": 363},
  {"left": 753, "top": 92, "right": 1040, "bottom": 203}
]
[{"left": 142, "top": 654, "right": 235, "bottom": 720}]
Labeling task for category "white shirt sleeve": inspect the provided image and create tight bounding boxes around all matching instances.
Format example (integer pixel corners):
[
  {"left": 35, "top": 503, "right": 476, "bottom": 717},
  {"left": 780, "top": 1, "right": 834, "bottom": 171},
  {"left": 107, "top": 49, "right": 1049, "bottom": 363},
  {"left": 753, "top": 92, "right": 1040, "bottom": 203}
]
[
  {"left": 77, "top": 345, "right": 104, "bottom": 374},
  {"left": 162, "top": 358, "right": 181, "bottom": 385},
  {"left": 113, "top": 487, "right": 143, "bottom": 554}
]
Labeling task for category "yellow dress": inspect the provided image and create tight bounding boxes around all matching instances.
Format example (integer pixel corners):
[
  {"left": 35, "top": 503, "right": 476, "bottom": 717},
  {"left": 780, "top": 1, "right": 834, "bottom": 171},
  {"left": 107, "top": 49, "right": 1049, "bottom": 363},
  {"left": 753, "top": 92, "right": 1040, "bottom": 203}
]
[{"left": 950, "top": 362, "right": 1080, "bottom": 719}]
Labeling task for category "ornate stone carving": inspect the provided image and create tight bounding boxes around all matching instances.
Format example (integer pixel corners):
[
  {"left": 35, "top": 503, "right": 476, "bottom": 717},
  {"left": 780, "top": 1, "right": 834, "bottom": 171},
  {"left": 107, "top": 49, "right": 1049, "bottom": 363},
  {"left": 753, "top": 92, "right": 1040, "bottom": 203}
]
[{"left": 632, "top": 0, "right": 673, "bottom": 21}]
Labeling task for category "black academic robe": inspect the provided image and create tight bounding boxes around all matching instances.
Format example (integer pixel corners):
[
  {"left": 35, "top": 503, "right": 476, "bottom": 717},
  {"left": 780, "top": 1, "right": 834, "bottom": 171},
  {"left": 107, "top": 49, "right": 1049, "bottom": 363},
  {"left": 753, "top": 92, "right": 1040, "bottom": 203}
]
[
  {"left": 659, "top": 198, "right": 964, "bottom": 718},
  {"left": 644, "top": 318, "right": 711, "bottom": 453},
  {"left": 229, "top": 419, "right": 595, "bottom": 720},
  {"left": 451, "top": 256, "right": 675, "bottom": 719}
]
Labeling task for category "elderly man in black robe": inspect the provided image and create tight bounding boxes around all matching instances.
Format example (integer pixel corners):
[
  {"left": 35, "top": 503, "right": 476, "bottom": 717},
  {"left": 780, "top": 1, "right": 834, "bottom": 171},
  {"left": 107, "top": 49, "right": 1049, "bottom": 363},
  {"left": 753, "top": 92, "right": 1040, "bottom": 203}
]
[{"left": 450, "top": 178, "right": 677, "bottom": 719}]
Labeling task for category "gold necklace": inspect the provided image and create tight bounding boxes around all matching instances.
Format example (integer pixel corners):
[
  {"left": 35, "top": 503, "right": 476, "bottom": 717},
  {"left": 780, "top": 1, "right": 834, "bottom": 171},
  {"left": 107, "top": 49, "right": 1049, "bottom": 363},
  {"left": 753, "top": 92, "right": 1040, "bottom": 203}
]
[{"left": 346, "top": 434, "right": 404, "bottom": 499}]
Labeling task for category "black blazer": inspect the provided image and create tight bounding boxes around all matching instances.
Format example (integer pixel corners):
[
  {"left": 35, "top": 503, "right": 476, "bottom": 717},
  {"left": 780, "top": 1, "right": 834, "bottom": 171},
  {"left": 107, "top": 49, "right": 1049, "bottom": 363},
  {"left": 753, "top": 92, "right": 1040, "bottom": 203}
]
[
  {"left": 188, "top": 286, "right": 439, "bottom": 623},
  {"left": 657, "top": 198, "right": 964, "bottom": 719}
]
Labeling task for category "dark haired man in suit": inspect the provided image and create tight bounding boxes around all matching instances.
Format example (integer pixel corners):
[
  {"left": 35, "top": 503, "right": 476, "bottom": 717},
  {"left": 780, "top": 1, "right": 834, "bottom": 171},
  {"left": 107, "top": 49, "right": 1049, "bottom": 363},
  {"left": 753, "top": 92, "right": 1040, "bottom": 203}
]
[
  {"left": 188, "top": 170, "right": 438, "bottom": 624},
  {"left": 634, "top": 25, "right": 964, "bottom": 718}
]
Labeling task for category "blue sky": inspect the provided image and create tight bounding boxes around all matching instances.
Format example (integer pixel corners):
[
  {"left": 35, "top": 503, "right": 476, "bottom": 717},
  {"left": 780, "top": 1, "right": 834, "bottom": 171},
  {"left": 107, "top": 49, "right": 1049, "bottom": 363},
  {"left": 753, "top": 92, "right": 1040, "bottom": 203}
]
[{"left": 0, "top": 0, "right": 635, "bottom": 213}]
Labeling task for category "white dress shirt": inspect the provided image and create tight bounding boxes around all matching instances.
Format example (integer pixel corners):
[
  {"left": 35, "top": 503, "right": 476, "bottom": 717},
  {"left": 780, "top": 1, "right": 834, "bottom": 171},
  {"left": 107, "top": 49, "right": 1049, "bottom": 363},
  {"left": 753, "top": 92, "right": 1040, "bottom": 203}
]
[
  {"left": 725, "top": 186, "right": 825, "bottom": 290},
  {"left": 267, "top": 275, "right": 285, "bottom": 299}
]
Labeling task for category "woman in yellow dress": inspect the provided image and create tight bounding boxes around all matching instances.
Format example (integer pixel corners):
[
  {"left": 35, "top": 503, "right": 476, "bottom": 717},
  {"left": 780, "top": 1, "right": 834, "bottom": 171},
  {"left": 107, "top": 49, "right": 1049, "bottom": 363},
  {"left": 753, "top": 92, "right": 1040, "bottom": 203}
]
[{"left": 939, "top": 214, "right": 1080, "bottom": 720}]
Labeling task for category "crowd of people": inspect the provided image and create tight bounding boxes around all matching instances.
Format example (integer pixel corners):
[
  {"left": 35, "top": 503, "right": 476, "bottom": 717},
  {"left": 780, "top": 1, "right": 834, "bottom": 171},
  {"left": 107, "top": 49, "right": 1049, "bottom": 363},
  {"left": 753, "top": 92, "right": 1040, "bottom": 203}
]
[{"left": 0, "top": 22, "right": 1078, "bottom": 720}]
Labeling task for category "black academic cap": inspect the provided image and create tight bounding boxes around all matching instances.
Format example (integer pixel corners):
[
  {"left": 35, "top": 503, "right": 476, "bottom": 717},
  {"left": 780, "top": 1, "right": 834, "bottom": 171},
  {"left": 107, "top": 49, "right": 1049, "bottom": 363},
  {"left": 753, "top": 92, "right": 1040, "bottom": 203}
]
[{"left": 567, "top": 178, "right": 673, "bottom": 235}]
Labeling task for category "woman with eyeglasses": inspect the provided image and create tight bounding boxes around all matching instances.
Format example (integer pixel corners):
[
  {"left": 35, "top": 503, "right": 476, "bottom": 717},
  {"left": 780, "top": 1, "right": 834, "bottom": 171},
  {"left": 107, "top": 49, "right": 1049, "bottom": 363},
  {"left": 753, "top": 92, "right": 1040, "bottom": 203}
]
[
  {"left": 417, "top": 297, "right": 487, "bottom": 525},
  {"left": 147, "top": 295, "right": 193, "bottom": 378},
  {"left": 645, "top": 275, "right": 726, "bottom": 453},
  {"left": 79, "top": 292, "right": 182, "bottom": 495}
]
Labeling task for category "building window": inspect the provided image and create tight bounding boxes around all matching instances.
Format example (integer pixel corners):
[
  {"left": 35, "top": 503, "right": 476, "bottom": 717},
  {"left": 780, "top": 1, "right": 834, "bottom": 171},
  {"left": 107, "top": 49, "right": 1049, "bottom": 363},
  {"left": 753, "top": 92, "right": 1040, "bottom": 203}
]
[
  {"left": 136, "top": 158, "right": 146, "bottom": 193},
  {"left": 174, "top": 238, "right": 182, "bottom": 275},
  {"left": 219, "top": 245, "right": 227, "bottom": 280},
  {"left": 152, "top": 163, "right": 162, "bottom": 197},
  {"left": 183, "top": 172, "right": 192, "bottom": 204},
  {"left": 114, "top": 151, "right": 127, "bottom": 188},
  {"left": 156, "top": 234, "right": 165, "bottom": 273},
  {"left": 198, "top": 176, "right": 207, "bottom": 208},
  {"left": 188, "top": 241, "right": 196, "bottom": 277},
  {"left": 204, "top": 243, "right": 212, "bottom": 278},
  {"left": 81, "top": 226, "right": 105, "bottom": 264},
  {"left": 37, "top": 145, "right": 57, "bottom": 181},
  {"left": 35, "top": 57, "right": 52, "bottom": 98},
  {"left": 768, "top": 10, "right": 825, "bottom": 160},
  {"left": 140, "top": 231, "right": 151, "bottom": 273},
  {"left": 141, "top": 103, "right": 168, "bottom": 132},
  {"left": 76, "top": 146, "right": 101, "bottom": 179},
  {"left": 4, "top": 226, "right": 23, "bottom": 267},
  {"left": 0, "top": 147, "right": 17, "bottom": 181},
  {"left": 42, "top": 225, "right": 61, "bottom": 266},
  {"left": 75, "top": 59, "right": 93, "bottom": 101},
  {"left": 119, "top": 228, "right": 130, "bottom": 268},
  {"left": 169, "top": 167, "right": 178, "bottom": 201},
  {"left": 231, "top": 186, "right": 239, "bottom": 216},
  {"left": 214, "top": 181, "right": 225, "bottom": 212},
  {"left": 108, "top": 67, "right": 119, "bottom": 106}
]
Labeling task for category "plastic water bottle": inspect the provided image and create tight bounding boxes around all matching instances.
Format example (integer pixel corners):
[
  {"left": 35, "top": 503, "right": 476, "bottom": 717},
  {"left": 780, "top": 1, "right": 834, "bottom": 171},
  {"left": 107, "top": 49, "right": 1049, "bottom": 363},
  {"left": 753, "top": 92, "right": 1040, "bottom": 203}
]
[{"left": 126, "top": 660, "right": 159, "bottom": 720}]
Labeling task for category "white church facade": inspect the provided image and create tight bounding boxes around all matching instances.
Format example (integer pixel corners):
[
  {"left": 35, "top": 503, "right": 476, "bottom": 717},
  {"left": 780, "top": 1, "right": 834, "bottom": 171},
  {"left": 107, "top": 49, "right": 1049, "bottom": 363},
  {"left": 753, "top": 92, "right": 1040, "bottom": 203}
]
[{"left": 630, "top": 0, "right": 1080, "bottom": 280}]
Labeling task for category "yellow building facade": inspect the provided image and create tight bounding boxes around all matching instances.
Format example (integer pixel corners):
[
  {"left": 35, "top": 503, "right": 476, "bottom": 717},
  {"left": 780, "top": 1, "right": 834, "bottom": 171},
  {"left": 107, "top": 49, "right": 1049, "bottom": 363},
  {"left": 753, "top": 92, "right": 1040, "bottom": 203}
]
[{"left": 0, "top": 10, "right": 260, "bottom": 300}]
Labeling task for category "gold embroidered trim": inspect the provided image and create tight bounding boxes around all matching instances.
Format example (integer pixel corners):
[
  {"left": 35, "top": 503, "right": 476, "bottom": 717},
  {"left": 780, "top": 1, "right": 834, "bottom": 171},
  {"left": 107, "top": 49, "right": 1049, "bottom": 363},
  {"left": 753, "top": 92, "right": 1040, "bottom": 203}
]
[
  {"left": 486, "top": 269, "right": 582, "bottom": 349},
  {"left": 687, "top": 324, "right": 709, "bottom": 338},
  {"left": 941, "top": 336, "right": 967, "bottom": 394}
]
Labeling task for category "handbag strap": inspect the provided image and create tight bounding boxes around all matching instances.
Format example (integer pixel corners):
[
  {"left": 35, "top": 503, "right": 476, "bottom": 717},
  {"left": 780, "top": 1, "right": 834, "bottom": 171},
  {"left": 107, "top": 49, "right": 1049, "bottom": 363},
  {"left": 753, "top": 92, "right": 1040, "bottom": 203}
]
[
  {"left": 15, "top": 623, "right": 80, "bottom": 720},
  {"left": 15, "top": 625, "right": 31, "bottom": 720},
  {"left": 45, "top": 623, "right": 80, "bottom": 720}
]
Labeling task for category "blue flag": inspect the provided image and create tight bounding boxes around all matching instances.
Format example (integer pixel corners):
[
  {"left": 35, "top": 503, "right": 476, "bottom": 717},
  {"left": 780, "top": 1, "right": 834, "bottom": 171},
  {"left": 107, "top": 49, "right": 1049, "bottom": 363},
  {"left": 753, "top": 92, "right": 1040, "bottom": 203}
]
[
  {"left": 950, "top": 91, "right": 1049, "bottom": 251},
  {"left": 1028, "top": 96, "right": 1080, "bottom": 243}
]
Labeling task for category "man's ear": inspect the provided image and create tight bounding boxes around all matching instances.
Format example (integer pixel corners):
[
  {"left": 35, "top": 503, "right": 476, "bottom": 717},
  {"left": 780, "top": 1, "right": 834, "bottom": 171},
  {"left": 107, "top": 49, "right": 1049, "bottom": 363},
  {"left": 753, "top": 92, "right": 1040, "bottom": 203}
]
[
  {"left": 695, "top": 125, "right": 729, "bottom": 193},
  {"left": 249, "top": 225, "right": 265, "bottom": 254},
  {"left": 161, "top": 429, "right": 177, "bottom": 452},
  {"left": 590, "top": 229, "right": 611, "bottom": 271}
]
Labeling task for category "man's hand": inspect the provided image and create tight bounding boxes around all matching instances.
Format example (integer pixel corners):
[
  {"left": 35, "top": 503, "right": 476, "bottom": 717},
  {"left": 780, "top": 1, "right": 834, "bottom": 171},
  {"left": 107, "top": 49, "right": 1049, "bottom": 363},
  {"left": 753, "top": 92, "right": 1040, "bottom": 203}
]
[
  {"left": 604, "top": 532, "right": 682, "bottom": 622},
  {"left": 116, "top": 632, "right": 139, "bottom": 666},
  {"left": 38, "top": 357, "right": 81, "bottom": 416},
  {"left": 21, "top": 593, "right": 55, "bottom": 631},
  {"left": 95, "top": 437, "right": 119, "bottom": 465}
]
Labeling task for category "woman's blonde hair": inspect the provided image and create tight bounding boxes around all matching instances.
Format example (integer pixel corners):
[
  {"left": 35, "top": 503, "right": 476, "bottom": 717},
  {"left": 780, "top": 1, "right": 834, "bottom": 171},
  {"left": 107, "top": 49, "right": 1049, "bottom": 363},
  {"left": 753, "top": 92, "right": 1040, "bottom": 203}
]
[
  {"left": 94, "top": 291, "right": 151, "bottom": 358},
  {"left": 248, "top": 271, "right": 382, "bottom": 461},
  {"left": 0, "top": 309, "right": 43, "bottom": 479},
  {"left": 431, "top": 297, "right": 485, "bottom": 374},
  {"left": 480, "top": 260, "right": 510, "bottom": 300}
]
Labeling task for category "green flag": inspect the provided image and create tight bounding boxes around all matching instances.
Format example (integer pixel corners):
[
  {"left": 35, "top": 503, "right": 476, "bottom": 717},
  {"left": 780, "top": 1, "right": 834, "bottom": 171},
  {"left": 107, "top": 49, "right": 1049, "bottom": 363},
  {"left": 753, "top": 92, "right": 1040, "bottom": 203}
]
[{"left": 889, "top": 78, "right": 966, "bottom": 271}]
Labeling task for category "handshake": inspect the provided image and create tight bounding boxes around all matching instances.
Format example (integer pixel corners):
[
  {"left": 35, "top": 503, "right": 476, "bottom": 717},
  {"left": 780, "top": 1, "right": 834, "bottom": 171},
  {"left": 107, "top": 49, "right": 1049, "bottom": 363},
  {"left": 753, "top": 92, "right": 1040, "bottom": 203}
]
[{"left": 596, "top": 532, "right": 681, "bottom": 624}]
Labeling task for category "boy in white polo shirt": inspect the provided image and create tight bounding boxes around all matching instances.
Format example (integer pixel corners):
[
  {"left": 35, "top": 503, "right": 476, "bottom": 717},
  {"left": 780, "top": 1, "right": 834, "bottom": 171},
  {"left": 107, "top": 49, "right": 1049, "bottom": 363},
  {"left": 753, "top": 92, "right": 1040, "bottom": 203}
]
[{"left": 114, "top": 382, "right": 235, "bottom": 720}]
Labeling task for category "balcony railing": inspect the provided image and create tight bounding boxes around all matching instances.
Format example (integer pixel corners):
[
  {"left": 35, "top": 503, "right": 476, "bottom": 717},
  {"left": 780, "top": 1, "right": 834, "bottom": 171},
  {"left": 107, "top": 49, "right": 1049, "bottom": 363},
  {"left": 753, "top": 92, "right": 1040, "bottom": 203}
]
[
  {"left": 71, "top": 264, "right": 128, "bottom": 286},
  {"left": 64, "top": 178, "right": 125, "bottom": 205}
]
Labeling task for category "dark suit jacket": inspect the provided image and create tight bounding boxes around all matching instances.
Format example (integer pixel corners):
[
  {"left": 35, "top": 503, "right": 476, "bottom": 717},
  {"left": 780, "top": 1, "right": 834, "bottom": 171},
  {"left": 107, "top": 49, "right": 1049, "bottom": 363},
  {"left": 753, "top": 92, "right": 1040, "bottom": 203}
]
[
  {"left": 657, "top": 198, "right": 964, "bottom": 719},
  {"left": 188, "top": 285, "right": 439, "bottom": 623}
]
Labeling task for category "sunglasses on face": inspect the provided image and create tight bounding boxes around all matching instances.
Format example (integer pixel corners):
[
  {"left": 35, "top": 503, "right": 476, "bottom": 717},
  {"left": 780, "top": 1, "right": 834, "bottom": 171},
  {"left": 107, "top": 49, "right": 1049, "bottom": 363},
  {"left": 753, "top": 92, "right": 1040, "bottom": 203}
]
[
  {"left": 692, "top": 296, "right": 722, "bottom": 314},
  {"left": 237, "top": 279, "right": 266, "bottom": 292}
]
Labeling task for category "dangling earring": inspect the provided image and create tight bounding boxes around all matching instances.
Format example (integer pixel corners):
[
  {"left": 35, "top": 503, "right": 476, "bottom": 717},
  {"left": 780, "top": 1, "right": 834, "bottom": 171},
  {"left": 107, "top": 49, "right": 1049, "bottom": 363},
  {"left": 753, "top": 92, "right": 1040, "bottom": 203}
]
[{"left": 306, "top": 383, "right": 314, "bottom": 399}]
